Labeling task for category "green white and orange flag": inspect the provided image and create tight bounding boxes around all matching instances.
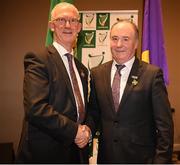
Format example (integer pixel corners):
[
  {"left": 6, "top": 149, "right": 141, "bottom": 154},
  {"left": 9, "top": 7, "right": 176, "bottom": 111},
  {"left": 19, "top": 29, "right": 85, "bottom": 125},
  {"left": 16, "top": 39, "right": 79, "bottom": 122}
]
[{"left": 45, "top": 0, "right": 74, "bottom": 46}]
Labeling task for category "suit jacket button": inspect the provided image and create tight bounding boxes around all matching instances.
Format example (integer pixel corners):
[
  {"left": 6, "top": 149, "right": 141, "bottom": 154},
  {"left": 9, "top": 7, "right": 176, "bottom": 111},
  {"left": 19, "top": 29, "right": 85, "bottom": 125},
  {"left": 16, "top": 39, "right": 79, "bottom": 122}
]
[{"left": 114, "top": 121, "right": 118, "bottom": 127}]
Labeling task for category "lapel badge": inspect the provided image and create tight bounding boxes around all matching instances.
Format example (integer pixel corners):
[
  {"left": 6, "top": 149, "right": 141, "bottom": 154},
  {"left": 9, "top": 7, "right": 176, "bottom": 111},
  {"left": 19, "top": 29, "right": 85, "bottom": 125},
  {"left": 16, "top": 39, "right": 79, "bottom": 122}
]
[
  {"left": 131, "top": 75, "right": 138, "bottom": 86},
  {"left": 80, "top": 70, "right": 85, "bottom": 78}
]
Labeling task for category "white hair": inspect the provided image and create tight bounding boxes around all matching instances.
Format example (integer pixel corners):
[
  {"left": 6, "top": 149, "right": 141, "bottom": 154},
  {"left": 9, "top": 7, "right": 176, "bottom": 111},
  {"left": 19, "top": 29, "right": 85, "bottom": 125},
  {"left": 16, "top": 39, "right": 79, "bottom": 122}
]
[{"left": 51, "top": 2, "right": 80, "bottom": 21}]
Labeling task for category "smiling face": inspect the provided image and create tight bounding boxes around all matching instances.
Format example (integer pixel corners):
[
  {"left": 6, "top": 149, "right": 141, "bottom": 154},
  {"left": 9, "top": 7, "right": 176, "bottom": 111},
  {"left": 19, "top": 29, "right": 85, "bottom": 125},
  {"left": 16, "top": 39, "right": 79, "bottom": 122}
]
[
  {"left": 110, "top": 21, "right": 138, "bottom": 64},
  {"left": 49, "top": 3, "right": 81, "bottom": 52}
]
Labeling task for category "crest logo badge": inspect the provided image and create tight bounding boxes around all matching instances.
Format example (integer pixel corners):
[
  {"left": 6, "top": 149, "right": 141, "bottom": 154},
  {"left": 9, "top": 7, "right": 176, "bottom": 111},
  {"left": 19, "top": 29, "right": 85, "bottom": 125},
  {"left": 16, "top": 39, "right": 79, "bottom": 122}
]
[
  {"left": 88, "top": 52, "right": 105, "bottom": 69},
  {"left": 85, "top": 13, "right": 95, "bottom": 26},
  {"left": 81, "top": 30, "right": 96, "bottom": 48},
  {"left": 97, "top": 13, "right": 110, "bottom": 30},
  {"left": 85, "top": 32, "right": 95, "bottom": 45},
  {"left": 98, "top": 32, "right": 108, "bottom": 44},
  {"left": 99, "top": 14, "right": 108, "bottom": 27}
]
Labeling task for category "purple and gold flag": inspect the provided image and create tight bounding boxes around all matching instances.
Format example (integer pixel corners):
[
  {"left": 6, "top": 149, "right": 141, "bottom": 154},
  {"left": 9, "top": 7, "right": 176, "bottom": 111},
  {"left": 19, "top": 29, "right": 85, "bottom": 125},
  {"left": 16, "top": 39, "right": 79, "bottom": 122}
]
[{"left": 142, "top": 0, "right": 169, "bottom": 85}]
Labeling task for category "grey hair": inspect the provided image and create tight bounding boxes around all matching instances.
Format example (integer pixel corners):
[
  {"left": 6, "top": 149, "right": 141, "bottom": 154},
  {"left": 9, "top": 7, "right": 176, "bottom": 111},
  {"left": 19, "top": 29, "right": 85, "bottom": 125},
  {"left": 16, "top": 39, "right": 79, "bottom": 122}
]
[{"left": 51, "top": 2, "right": 80, "bottom": 21}]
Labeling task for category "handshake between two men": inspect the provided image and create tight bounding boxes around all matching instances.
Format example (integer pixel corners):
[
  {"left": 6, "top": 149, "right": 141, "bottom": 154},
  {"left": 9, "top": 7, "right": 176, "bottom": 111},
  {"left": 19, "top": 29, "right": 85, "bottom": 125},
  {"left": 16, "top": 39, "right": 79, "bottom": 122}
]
[{"left": 75, "top": 125, "right": 92, "bottom": 148}]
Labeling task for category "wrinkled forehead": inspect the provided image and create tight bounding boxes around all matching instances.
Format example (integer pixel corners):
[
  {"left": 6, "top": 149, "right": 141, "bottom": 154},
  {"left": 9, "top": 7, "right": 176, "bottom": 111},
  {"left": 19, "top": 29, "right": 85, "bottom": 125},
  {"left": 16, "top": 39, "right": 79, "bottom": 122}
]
[
  {"left": 111, "top": 22, "right": 136, "bottom": 37},
  {"left": 51, "top": 5, "right": 79, "bottom": 20},
  {"left": 111, "top": 21, "right": 138, "bottom": 40}
]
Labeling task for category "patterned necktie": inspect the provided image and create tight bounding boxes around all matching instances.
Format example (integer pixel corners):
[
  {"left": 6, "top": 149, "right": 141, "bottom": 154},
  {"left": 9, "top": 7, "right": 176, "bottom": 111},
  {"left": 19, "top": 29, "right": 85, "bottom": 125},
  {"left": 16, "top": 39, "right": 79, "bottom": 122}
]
[
  {"left": 112, "top": 64, "right": 125, "bottom": 112},
  {"left": 66, "top": 53, "right": 85, "bottom": 123}
]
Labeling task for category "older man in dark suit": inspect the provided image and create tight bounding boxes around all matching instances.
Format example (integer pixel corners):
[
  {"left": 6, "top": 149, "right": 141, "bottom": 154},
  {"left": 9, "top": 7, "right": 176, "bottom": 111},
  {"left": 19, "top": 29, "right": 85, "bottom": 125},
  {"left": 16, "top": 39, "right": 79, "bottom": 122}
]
[
  {"left": 88, "top": 20, "right": 173, "bottom": 164},
  {"left": 16, "top": 2, "right": 92, "bottom": 163}
]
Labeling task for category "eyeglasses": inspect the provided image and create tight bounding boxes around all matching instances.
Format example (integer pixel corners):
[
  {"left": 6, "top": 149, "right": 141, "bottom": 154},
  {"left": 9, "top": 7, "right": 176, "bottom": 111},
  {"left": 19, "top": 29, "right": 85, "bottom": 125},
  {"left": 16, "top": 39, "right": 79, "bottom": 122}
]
[{"left": 53, "top": 17, "right": 79, "bottom": 26}]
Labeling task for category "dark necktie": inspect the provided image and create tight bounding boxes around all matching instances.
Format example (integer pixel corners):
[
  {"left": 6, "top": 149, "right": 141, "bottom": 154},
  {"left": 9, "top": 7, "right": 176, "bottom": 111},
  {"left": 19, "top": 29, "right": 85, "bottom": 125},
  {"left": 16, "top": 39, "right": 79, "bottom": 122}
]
[
  {"left": 112, "top": 64, "right": 125, "bottom": 112},
  {"left": 66, "top": 53, "right": 85, "bottom": 123}
]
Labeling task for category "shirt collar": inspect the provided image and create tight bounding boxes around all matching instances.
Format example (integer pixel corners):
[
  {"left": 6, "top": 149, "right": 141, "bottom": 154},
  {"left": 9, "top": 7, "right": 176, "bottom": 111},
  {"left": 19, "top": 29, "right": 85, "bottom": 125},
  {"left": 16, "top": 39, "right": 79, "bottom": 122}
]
[
  {"left": 53, "top": 41, "right": 74, "bottom": 58},
  {"left": 112, "top": 56, "right": 135, "bottom": 71}
]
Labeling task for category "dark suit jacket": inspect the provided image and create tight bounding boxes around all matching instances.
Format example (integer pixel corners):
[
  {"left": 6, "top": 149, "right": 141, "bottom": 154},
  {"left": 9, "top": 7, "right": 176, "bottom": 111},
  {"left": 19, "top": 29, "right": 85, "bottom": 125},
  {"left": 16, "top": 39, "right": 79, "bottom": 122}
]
[
  {"left": 16, "top": 45, "right": 89, "bottom": 163},
  {"left": 88, "top": 57, "right": 173, "bottom": 164}
]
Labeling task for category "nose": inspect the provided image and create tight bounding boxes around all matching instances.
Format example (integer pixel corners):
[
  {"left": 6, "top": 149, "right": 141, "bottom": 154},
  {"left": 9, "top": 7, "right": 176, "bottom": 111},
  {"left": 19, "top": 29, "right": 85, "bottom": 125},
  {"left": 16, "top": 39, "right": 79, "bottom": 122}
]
[
  {"left": 117, "top": 39, "right": 123, "bottom": 47},
  {"left": 65, "top": 20, "right": 71, "bottom": 27}
]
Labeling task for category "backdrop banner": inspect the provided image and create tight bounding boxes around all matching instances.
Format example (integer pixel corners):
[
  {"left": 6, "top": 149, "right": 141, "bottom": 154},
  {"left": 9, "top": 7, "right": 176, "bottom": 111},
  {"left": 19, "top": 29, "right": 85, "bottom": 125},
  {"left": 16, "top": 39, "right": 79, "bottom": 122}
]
[{"left": 76, "top": 10, "right": 138, "bottom": 69}]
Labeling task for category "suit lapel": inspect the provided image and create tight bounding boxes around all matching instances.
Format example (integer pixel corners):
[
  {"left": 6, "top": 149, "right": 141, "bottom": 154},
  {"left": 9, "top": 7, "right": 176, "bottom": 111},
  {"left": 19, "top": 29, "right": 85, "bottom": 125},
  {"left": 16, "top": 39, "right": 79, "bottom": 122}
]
[
  {"left": 47, "top": 45, "right": 76, "bottom": 107},
  {"left": 118, "top": 58, "right": 143, "bottom": 111},
  {"left": 102, "top": 61, "right": 116, "bottom": 113},
  {"left": 74, "top": 59, "right": 88, "bottom": 107}
]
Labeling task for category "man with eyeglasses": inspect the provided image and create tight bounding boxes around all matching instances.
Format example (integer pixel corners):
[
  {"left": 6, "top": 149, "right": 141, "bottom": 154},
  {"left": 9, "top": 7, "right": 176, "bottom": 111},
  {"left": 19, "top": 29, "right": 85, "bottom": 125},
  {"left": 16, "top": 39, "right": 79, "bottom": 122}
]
[{"left": 16, "top": 2, "right": 93, "bottom": 163}]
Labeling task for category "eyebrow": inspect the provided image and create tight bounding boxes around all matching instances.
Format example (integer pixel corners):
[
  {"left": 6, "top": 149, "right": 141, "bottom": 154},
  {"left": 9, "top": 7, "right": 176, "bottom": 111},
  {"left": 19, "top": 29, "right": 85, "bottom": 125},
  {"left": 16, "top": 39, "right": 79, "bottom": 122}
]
[{"left": 111, "top": 35, "right": 130, "bottom": 39}]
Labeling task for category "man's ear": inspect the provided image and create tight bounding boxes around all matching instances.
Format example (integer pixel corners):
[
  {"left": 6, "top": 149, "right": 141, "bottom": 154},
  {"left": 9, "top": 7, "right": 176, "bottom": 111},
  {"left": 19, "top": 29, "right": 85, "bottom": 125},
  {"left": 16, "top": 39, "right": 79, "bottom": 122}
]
[
  {"left": 48, "top": 21, "right": 55, "bottom": 31},
  {"left": 135, "top": 39, "right": 138, "bottom": 50}
]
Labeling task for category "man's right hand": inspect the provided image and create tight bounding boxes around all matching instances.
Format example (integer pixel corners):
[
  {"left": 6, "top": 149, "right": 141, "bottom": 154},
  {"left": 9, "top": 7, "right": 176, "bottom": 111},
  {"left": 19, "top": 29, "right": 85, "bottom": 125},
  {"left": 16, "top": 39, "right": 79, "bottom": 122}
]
[{"left": 75, "top": 125, "right": 91, "bottom": 148}]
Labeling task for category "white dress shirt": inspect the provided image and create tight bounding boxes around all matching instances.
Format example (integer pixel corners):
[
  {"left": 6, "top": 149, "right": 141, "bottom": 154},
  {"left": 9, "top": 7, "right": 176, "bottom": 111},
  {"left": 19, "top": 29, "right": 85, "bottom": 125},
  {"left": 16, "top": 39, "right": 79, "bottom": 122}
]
[
  {"left": 53, "top": 41, "right": 85, "bottom": 118},
  {"left": 111, "top": 56, "right": 135, "bottom": 103}
]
